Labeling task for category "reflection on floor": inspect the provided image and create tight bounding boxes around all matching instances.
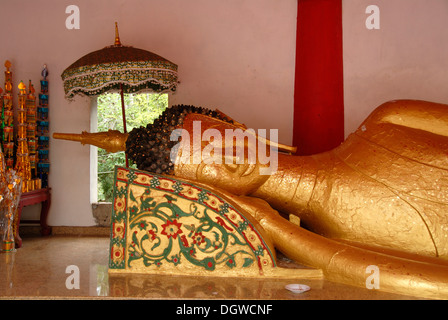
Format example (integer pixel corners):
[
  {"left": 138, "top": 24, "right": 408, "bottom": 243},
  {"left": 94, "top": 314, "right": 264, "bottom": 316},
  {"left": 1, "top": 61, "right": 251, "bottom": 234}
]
[{"left": 0, "top": 235, "right": 422, "bottom": 300}]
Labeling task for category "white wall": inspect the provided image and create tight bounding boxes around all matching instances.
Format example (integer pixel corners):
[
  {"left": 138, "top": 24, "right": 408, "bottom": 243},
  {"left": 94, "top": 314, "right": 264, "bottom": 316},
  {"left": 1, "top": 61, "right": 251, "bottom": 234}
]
[
  {"left": 343, "top": 0, "right": 448, "bottom": 136},
  {"left": 0, "top": 0, "right": 297, "bottom": 226}
]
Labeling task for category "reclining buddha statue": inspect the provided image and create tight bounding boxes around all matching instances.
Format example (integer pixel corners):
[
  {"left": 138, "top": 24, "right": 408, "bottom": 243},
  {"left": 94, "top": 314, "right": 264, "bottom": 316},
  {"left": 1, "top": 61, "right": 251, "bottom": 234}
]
[{"left": 54, "top": 99, "right": 448, "bottom": 299}]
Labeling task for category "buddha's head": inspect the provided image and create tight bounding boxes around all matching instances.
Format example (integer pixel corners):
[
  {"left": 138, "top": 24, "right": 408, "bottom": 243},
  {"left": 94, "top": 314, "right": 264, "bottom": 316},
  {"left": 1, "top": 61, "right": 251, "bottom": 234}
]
[
  {"left": 172, "top": 113, "right": 279, "bottom": 195},
  {"left": 54, "top": 104, "right": 287, "bottom": 195},
  {"left": 125, "top": 107, "right": 292, "bottom": 195}
]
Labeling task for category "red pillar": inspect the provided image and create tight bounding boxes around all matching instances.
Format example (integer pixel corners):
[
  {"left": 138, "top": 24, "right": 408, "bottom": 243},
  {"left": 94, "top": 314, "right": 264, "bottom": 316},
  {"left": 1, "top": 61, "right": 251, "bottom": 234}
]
[{"left": 293, "top": 0, "right": 344, "bottom": 155}]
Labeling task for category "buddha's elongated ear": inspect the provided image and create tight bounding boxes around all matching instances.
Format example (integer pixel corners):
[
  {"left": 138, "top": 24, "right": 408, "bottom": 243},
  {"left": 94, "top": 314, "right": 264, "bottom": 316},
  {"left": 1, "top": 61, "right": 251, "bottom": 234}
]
[{"left": 181, "top": 113, "right": 297, "bottom": 155}]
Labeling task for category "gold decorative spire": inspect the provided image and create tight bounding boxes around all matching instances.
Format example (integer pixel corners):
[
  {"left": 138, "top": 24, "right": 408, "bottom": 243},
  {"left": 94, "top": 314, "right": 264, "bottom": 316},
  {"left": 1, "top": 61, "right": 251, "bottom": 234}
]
[
  {"left": 28, "top": 80, "right": 35, "bottom": 96},
  {"left": 4, "top": 60, "right": 11, "bottom": 71},
  {"left": 114, "top": 22, "right": 122, "bottom": 46},
  {"left": 18, "top": 81, "right": 26, "bottom": 95},
  {"left": 4, "top": 60, "right": 12, "bottom": 92}
]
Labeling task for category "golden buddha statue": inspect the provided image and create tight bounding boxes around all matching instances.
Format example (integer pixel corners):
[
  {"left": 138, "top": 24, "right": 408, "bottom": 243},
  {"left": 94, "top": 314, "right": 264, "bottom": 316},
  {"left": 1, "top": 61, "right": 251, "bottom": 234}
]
[{"left": 54, "top": 100, "right": 448, "bottom": 299}]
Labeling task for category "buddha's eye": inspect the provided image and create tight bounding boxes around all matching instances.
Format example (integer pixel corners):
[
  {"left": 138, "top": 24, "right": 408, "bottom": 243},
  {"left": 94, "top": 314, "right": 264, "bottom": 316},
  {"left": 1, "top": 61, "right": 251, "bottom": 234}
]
[
  {"left": 241, "top": 163, "right": 256, "bottom": 177},
  {"left": 224, "top": 162, "right": 239, "bottom": 172}
]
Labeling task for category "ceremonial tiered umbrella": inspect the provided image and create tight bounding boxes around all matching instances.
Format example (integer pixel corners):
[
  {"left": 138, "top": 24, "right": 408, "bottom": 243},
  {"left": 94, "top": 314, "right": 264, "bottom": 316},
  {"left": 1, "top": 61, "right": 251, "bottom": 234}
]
[{"left": 61, "top": 23, "right": 179, "bottom": 165}]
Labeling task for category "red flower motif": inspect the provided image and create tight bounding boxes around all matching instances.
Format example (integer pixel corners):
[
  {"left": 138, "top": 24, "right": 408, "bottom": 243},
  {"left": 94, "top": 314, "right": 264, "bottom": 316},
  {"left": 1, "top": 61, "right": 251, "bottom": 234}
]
[
  {"left": 161, "top": 219, "right": 183, "bottom": 240},
  {"left": 192, "top": 232, "right": 206, "bottom": 245}
]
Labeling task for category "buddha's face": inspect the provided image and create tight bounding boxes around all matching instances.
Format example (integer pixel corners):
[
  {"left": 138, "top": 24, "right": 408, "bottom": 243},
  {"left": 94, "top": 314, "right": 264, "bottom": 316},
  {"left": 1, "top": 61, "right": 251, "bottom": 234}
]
[
  {"left": 174, "top": 142, "right": 272, "bottom": 196},
  {"left": 172, "top": 114, "right": 276, "bottom": 195}
]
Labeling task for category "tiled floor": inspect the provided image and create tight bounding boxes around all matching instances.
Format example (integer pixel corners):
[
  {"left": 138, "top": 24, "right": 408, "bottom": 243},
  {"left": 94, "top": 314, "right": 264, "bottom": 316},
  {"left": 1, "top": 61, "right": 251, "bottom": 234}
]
[{"left": 0, "top": 235, "right": 423, "bottom": 300}]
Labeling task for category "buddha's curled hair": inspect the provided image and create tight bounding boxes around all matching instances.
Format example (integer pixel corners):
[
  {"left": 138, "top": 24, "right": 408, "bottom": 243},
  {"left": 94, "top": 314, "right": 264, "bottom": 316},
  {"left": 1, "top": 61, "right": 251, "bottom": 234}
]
[{"left": 125, "top": 104, "right": 233, "bottom": 174}]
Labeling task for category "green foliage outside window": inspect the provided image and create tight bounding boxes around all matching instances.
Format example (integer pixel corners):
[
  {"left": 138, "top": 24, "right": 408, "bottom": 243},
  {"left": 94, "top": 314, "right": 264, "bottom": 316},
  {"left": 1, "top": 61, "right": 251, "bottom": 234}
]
[{"left": 97, "top": 92, "right": 168, "bottom": 202}]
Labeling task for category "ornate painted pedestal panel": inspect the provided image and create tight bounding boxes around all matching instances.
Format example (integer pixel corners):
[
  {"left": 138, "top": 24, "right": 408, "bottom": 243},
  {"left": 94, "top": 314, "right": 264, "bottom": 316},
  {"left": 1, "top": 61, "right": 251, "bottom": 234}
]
[{"left": 108, "top": 166, "right": 320, "bottom": 279}]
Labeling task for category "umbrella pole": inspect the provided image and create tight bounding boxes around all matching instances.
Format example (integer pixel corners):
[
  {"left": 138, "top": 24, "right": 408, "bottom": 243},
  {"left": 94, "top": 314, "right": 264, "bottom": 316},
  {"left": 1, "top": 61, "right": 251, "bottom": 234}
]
[{"left": 120, "top": 84, "right": 129, "bottom": 167}]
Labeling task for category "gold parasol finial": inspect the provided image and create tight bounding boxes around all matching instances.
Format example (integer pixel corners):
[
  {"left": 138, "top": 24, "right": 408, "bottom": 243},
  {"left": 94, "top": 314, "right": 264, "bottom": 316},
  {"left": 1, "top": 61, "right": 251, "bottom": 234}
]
[
  {"left": 53, "top": 130, "right": 128, "bottom": 154},
  {"left": 114, "top": 22, "right": 122, "bottom": 46}
]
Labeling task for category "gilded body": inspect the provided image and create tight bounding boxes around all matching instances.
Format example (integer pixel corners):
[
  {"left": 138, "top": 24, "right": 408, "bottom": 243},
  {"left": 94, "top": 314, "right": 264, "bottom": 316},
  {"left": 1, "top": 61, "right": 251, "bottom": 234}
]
[{"left": 175, "top": 100, "right": 448, "bottom": 261}]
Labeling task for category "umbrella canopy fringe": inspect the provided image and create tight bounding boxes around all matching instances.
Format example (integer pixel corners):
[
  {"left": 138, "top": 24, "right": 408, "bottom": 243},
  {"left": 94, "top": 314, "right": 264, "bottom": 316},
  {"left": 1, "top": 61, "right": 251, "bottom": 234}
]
[{"left": 64, "top": 79, "right": 178, "bottom": 100}]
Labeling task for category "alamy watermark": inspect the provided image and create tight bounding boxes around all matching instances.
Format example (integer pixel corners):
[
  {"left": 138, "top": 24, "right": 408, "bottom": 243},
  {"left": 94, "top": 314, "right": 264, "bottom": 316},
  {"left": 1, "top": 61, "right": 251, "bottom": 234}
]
[
  {"left": 366, "top": 265, "right": 380, "bottom": 289},
  {"left": 366, "top": 5, "right": 380, "bottom": 30},
  {"left": 65, "top": 264, "right": 80, "bottom": 289},
  {"left": 65, "top": 5, "right": 80, "bottom": 30},
  {"left": 170, "top": 121, "right": 279, "bottom": 175}
]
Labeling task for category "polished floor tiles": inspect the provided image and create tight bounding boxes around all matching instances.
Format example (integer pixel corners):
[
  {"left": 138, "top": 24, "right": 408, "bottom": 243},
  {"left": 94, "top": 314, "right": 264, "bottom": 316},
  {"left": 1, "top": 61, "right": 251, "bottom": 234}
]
[{"left": 0, "top": 235, "right": 422, "bottom": 300}]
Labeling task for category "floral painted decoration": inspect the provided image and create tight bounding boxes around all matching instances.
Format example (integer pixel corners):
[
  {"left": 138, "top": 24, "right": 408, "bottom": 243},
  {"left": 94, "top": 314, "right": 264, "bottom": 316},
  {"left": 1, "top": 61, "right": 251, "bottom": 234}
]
[{"left": 109, "top": 166, "right": 276, "bottom": 277}]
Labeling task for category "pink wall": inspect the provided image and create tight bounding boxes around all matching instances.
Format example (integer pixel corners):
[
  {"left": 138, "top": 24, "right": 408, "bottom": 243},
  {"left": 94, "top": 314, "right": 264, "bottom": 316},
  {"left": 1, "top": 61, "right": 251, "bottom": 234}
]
[
  {"left": 2, "top": 0, "right": 448, "bottom": 227},
  {"left": 343, "top": 0, "right": 448, "bottom": 136},
  {"left": 0, "top": 0, "right": 297, "bottom": 226}
]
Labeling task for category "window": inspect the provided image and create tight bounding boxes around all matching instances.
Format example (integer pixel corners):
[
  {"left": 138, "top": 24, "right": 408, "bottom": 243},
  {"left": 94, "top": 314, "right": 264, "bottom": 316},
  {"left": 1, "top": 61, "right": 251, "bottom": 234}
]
[{"left": 92, "top": 92, "right": 168, "bottom": 202}]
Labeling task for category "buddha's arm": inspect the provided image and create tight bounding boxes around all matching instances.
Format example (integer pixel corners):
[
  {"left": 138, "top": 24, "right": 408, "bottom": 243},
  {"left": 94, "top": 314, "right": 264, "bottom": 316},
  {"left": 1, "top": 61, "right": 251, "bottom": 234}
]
[{"left": 227, "top": 194, "right": 448, "bottom": 299}]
